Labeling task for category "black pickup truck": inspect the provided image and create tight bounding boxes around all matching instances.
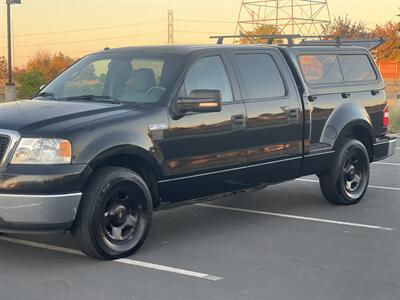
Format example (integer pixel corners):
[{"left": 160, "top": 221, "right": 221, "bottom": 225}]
[{"left": 0, "top": 39, "right": 396, "bottom": 259}]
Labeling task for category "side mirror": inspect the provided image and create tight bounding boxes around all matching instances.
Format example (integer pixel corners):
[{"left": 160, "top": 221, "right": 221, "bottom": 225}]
[{"left": 175, "top": 89, "right": 222, "bottom": 115}]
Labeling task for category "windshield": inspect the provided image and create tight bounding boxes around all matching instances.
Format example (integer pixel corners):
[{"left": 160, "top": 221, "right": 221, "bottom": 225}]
[{"left": 36, "top": 51, "right": 185, "bottom": 104}]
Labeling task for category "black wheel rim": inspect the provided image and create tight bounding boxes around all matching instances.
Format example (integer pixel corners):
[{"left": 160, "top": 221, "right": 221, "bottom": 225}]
[
  {"left": 101, "top": 183, "right": 143, "bottom": 244},
  {"left": 340, "top": 147, "right": 369, "bottom": 199}
]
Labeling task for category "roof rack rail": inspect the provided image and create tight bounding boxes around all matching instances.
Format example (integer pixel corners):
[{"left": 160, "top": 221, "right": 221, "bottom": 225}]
[
  {"left": 210, "top": 34, "right": 301, "bottom": 45},
  {"left": 299, "top": 37, "right": 385, "bottom": 50},
  {"left": 209, "top": 35, "right": 385, "bottom": 50}
]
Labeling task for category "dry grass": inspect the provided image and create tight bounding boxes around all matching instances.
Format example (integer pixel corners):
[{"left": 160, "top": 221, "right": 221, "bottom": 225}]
[
  {"left": 386, "top": 79, "right": 400, "bottom": 133},
  {"left": 388, "top": 103, "right": 400, "bottom": 134}
]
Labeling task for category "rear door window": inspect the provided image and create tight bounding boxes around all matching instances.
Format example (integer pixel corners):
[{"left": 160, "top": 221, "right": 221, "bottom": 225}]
[
  {"left": 299, "top": 54, "right": 343, "bottom": 85},
  {"left": 234, "top": 53, "right": 286, "bottom": 100},
  {"left": 339, "top": 54, "right": 377, "bottom": 82}
]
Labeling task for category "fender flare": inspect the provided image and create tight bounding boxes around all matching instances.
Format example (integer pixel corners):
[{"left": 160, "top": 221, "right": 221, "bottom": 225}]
[
  {"left": 320, "top": 102, "right": 375, "bottom": 149},
  {"left": 88, "top": 144, "right": 164, "bottom": 180}
]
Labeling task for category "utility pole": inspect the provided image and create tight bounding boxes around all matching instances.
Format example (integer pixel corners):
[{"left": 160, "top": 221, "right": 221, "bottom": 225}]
[
  {"left": 5, "top": 0, "right": 21, "bottom": 101},
  {"left": 168, "top": 10, "right": 174, "bottom": 44}
]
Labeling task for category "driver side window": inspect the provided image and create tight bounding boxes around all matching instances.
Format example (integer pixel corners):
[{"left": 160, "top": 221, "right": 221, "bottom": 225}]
[{"left": 184, "top": 56, "right": 233, "bottom": 103}]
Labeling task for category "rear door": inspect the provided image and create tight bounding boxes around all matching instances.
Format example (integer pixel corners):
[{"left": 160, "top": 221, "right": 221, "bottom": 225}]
[
  {"left": 159, "top": 52, "right": 248, "bottom": 202},
  {"left": 229, "top": 49, "right": 304, "bottom": 184}
]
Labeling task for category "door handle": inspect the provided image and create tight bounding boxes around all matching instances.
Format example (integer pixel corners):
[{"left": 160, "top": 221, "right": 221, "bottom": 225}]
[
  {"left": 308, "top": 95, "right": 317, "bottom": 102},
  {"left": 342, "top": 92, "right": 351, "bottom": 99},
  {"left": 231, "top": 114, "right": 246, "bottom": 128},
  {"left": 286, "top": 108, "right": 300, "bottom": 122},
  {"left": 371, "top": 90, "right": 380, "bottom": 96}
]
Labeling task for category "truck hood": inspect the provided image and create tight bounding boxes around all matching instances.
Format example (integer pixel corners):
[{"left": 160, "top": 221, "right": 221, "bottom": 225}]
[{"left": 0, "top": 99, "right": 130, "bottom": 134}]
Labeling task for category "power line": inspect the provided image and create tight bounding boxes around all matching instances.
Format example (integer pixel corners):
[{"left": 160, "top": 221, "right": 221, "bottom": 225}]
[
  {"left": 175, "top": 18, "right": 395, "bottom": 26},
  {"left": 0, "top": 20, "right": 164, "bottom": 38},
  {"left": 1, "top": 31, "right": 165, "bottom": 48},
  {"left": 13, "top": 38, "right": 169, "bottom": 59},
  {"left": 20, "top": 0, "right": 400, "bottom": 3},
  {"left": 14, "top": 40, "right": 168, "bottom": 59},
  {"left": 175, "top": 31, "right": 232, "bottom": 34},
  {"left": 19, "top": 0, "right": 400, "bottom": 4},
  {"left": 15, "top": 49, "right": 100, "bottom": 59},
  {"left": 175, "top": 19, "right": 235, "bottom": 24},
  {"left": 2, "top": 18, "right": 391, "bottom": 39}
]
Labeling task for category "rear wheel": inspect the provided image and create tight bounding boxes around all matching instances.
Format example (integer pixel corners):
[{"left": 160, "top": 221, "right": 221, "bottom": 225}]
[
  {"left": 72, "top": 167, "right": 152, "bottom": 260},
  {"left": 319, "top": 138, "right": 370, "bottom": 205}
]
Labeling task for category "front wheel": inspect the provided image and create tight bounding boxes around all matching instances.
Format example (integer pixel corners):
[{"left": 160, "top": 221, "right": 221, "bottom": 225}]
[
  {"left": 72, "top": 167, "right": 152, "bottom": 260},
  {"left": 319, "top": 138, "right": 370, "bottom": 205}
]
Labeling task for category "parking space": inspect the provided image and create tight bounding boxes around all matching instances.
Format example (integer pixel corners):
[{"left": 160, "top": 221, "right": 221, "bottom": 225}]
[{"left": 0, "top": 140, "right": 399, "bottom": 300}]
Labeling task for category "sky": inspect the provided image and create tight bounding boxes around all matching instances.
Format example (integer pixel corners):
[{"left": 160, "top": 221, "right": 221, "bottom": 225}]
[{"left": 0, "top": 0, "right": 399, "bottom": 66}]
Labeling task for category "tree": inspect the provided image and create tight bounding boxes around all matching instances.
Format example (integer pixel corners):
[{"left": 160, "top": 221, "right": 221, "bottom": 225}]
[
  {"left": 15, "top": 50, "right": 75, "bottom": 99},
  {"left": 0, "top": 56, "right": 7, "bottom": 81},
  {"left": 322, "top": 15, "right": 369, "bottom": 38},
  {"left": 25, "top": 50, "right": 74, "bottom": 82},
  {"left": 239, "top": 24, "right": 282, "bottom": 44},
  {"left": 16, "top": 70, "right": 46, "bottom": 99},
  {"left": 371, "top": 21, "right": 400, "bottom": 62},
  {"left": 75, "top": 64, "right": 97, "bottom": 81}
]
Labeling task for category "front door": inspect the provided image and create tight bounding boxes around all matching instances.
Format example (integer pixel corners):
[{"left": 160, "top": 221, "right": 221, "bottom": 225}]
[{"left": 159, "top": 53, "right": 248, "bottom": 202}]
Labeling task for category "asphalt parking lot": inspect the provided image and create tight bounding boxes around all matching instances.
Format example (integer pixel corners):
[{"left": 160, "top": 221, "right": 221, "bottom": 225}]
[{"left": 0, "top": 140, "right": 399, "bottom": 300}]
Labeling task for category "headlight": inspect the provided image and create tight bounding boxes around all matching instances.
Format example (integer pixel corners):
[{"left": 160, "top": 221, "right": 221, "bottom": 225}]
[{"left": 11, "top": 138, "right": 72, "bottom": 165}]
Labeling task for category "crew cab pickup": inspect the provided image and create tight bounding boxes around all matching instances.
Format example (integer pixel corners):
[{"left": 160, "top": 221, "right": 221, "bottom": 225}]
[{"left": 0, "top": 41, "right": 396, "bottom": 259}]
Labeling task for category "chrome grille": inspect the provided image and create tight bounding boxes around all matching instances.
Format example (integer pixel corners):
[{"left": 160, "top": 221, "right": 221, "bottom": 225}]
[
  {"left": 0, "top": 130, "right": 20, "bottom": 169},
  {"left": 0, "top": 135, "right": 10, "bottom": 163}
]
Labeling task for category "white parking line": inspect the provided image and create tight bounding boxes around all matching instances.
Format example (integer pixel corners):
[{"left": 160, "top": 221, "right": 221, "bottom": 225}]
[
  {"left": 374, "top": 162, "right": 400, "bottom": 166},
  {"left": 195, "top": 203, "right": 394, "bottom": 231},
  {"left": 296, "top": 178, "right": 400, "bottom": 192},
  {"left": 116, "top": 258, "right": 222, "bottom": 281},
  {"left": 0, "top": 236, "right": 83, "bottom": 255},
  {"left": 0, "top": 236, "right": 223, "bottom": 281}
]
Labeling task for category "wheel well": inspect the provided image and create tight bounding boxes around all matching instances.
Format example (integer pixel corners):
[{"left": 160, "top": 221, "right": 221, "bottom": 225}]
[
  {"left": 340, "top": 125, "right": 374, "bottom": 162},
  {"left": 88, "top": 154, "right": 160, "bottom": 208}
]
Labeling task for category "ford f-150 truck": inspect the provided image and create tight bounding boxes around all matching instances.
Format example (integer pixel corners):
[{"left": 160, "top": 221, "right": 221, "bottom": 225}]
[{"left": 0, "top": 37, "right": 396, "bottom": 259}]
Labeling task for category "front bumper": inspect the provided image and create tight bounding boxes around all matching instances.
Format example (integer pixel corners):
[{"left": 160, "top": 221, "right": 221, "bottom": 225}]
[
  {"left": 373, "top": 134, "right": 397, "bottom": 161},
  {"left": 0, "top": 192, "right": 82, "bottom": 234},
  {"left": 0, "top": 164, "right": 91, "bottom": 234}
]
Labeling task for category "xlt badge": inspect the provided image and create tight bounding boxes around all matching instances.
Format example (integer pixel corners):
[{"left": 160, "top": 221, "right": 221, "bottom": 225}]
[
  {"left": 148, "top": 123, "right": 167, "bottom": 140},
  {"left": 148, "top": 123, "right": 168, "bottom": 131}
]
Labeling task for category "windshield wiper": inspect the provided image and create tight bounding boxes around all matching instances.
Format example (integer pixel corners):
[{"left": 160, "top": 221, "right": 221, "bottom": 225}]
[
  {"left": 63, "top": 95, "right": 121, "bottom": 104},
  {"left": 34, "top": 91, "right": 57, "bottom": 100}
]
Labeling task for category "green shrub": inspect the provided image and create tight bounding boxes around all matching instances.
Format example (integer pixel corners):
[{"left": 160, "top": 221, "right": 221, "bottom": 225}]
[{"left": 17, "top": 70, "right": 46, "bottom": 99}]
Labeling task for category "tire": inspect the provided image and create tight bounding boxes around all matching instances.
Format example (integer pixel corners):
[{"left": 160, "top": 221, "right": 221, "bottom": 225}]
[
  {"left": 319, "top": 138, "right": 370, "bottom": 205},
  {"left": 72, "top": 167, "right": 153, "bottom": 260}
]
